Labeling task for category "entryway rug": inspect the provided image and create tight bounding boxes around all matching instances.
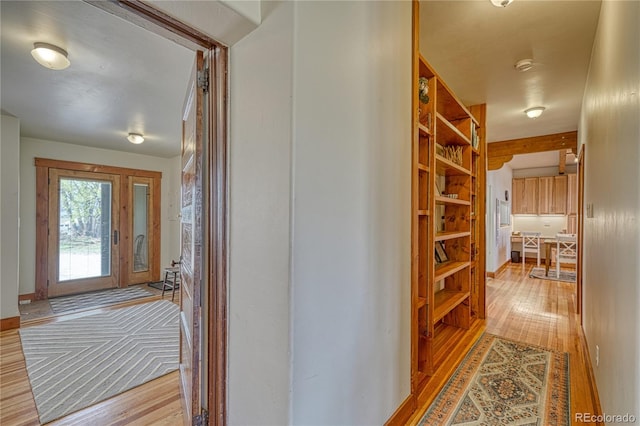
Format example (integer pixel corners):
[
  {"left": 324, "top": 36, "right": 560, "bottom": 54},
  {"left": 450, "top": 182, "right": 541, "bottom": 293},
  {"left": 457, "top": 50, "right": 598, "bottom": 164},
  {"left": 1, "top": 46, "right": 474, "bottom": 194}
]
[
  {"left": 48, "top": 286, "right": 154, "bottom": 313},
  {"left": 419, "top": 333, "right": 570, "bottom": 426},
  {"left": 529, "top": 267, "right": 576, "bottom": 283},
  {"left": 19, "top": 300, "right": 179, "bottom": 424}
]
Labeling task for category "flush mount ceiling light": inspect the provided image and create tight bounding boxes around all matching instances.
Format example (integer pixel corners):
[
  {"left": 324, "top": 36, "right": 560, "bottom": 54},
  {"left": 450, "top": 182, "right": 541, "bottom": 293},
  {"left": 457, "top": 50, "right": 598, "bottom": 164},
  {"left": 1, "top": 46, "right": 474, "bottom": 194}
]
[
  {"left": 514, "top": 59, "right": 534, "bottom": 72},
  {"left": 127, "top": 133, "right": 145, "bottom": 144},
  {"left": 525, "top": 107, "right": 545, "bottom": 119},
  {"left": 490, "top": 0, "right": 514, "bottom": 7},
  {"left": 31, "top": 42, "right": 70, "bottom": 70}
]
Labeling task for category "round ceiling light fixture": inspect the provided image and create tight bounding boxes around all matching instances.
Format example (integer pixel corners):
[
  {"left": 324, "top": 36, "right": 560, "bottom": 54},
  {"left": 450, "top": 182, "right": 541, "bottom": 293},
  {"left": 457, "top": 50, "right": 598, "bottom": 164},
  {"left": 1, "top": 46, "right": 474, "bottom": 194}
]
[
  {"left": 525, "top": 106, "right": 545, "bottom": 119},
  {"left": 490, "top": 0, "right": 514, "bottom": 7},
  {"left": 514, "top": 59, "right": 534, "bottom": 72},
  {"left": 127, "top": 133, "right": 145, "bottom": 144},
  {"left": 31, "top": 42, "right": 70, "bottom": 70}
]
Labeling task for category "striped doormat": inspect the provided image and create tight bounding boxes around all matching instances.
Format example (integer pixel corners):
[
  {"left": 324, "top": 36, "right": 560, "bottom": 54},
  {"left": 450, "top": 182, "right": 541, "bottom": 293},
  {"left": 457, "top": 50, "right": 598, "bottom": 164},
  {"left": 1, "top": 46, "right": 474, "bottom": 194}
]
[
  {"left": 19, "top": 300, "right": 179, "bottom": 424},
  {"left": 48, "top": 286, "right": 154, "bottom": 314}
]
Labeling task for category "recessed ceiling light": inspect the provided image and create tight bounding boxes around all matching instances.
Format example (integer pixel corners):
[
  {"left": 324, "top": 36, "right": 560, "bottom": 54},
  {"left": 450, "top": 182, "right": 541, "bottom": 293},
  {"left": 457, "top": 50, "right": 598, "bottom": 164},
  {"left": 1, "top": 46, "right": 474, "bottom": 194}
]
[
  {"left": 514, "top": 59, "right": 534, "bottom": 72},
  {"left": 525, "top": 107, "right": 545, "bottom": 119},
  {"left": 31, "top": 42, "right": 70, "bottom": 70},
  {"left": 490, "top": 0, "right": 514, "bottom": 7},
  {"left": 127, "top": 133, "right": 145, "bottom": 144}
]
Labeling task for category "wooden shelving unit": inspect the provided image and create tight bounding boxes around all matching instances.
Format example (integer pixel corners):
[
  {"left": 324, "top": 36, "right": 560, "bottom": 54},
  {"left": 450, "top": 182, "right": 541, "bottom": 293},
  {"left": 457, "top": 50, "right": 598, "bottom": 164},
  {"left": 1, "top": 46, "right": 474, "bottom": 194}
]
[{"left": 410, "top": 0, "right": 486, "bottom": 396}]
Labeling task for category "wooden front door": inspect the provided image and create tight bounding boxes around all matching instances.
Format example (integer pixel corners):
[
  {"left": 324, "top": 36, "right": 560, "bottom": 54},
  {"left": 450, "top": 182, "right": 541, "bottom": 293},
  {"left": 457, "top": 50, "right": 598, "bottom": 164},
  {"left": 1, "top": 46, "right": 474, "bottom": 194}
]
[
  {"left": 47, "top": 169, "right": 120, "bottom": 297},
  {"left": 179, "top": 50, "right": 205, "bottom": 424}
]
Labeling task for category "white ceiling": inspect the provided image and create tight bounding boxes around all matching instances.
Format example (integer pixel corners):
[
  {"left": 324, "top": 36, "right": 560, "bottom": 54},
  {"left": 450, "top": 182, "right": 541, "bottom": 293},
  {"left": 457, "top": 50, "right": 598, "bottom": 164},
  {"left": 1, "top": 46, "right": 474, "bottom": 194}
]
[
  {"left": 420, "top": 0, "right": 601, "bottom": 169},
  {"left": 1, "top": 1, "right": 193, "bottom": 158},
  {"left": 2, "top": 1, "right": 602, "bottom": 164}
]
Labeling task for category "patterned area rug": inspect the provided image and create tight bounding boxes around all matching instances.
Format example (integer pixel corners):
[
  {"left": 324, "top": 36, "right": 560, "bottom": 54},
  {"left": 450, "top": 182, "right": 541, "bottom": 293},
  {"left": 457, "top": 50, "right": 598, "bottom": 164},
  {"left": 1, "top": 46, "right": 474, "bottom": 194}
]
[
  {"left": 19, "top": 300, "right": 179, "bottom": 424},
  {"left": 529, "top": 267, "right": 576, "bottom": 283},
  {"left": 419, "top": 333, "right": 570, "bottom": 426},
  {"left": 48, "top": 286, "right": 154, "bottom": 313}
]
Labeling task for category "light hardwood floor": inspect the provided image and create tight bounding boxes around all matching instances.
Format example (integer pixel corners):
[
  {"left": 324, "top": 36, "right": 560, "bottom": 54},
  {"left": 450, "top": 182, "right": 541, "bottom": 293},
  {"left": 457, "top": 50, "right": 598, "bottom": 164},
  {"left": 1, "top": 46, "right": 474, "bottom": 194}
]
[
  {"left": 2, "top": 265, "right": 600, "bottom": 425},
  {"left": 0, "top": 291, "right": 184, "bottom": 426},
  {"left": 408, "top": 263, "right": 601, "bottom": 425}
]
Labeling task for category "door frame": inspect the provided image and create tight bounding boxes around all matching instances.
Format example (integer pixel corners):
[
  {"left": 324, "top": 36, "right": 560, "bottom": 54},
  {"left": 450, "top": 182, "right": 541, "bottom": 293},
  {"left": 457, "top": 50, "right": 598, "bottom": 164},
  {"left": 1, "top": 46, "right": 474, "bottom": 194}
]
[
  {"left": 577, "top": 145, "right": 585, "bottom": 321},
  {"left": 88, "top": 2, "right": 229, "bottom": 424},
  {"left": 35, "top": 158, "right": 163, "bottom": 299}
]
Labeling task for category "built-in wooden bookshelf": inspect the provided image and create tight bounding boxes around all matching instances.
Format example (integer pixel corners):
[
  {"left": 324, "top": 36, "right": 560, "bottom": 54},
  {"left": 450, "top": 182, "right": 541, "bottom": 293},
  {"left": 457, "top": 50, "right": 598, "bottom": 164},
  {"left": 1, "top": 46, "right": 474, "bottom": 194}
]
[{"left": 410, "top": 1, "right": 486, "bottom": 396}]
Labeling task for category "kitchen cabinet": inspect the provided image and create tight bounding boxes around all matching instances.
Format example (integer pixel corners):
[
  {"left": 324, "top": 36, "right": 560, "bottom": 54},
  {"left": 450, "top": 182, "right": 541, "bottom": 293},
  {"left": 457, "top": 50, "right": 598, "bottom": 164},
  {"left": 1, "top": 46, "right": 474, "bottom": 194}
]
[{"left": 512, "top": 177, "right": 538, "bottom": 214}]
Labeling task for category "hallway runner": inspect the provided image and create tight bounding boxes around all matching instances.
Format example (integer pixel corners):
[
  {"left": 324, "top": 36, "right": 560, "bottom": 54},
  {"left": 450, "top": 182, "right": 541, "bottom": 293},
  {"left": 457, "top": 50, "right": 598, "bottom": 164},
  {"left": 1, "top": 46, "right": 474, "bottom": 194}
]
[
  {"left": 19, "top": 300, "right": 179, "bottom": 424},
  {"left": 529, "top": 267, "right": 576, "bottom": 283},
  {"left": 48, "top": 286, "right": 154, "bottom": 313},
  {"left": 419, "top": 333, "right": 570, "bottom": 426}
]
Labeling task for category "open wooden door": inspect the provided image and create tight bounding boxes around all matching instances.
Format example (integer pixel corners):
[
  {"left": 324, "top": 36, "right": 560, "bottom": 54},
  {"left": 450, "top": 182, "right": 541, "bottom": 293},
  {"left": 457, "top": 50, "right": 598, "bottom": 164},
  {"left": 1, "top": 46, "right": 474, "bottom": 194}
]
[{"left": 180, "top": 50, "right": 206, "bottom": 425}]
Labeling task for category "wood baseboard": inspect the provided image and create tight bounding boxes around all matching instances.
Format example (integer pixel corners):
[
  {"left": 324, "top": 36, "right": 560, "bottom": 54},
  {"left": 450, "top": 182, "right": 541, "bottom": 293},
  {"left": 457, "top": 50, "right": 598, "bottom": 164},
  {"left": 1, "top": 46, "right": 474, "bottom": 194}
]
[
  {"left": 487, "top": 259, "right": 510, "bottom": 278},
  {"left": 19, "top": 293, "right": 36, "bottom": 303},
  {"left": 384, "top": 394, "right": 415, "bottom": 426},
  {"left": 1, "top": 316, "right": 20, "bottom": 331}
]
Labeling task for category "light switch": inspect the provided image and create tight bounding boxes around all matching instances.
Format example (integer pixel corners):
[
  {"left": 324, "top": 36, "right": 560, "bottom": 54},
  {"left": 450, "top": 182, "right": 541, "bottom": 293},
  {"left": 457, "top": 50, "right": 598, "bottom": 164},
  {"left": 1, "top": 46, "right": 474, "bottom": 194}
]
[{"left": 586, "top": 203, "right": 594, "bottom": 218}]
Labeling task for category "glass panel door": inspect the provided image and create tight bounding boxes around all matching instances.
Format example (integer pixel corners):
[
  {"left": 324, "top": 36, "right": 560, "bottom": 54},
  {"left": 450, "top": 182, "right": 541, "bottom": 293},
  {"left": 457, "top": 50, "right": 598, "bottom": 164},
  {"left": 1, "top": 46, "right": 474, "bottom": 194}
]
[
  {"left": 133, "top": 183, "right": 149, "bottom": 272},
  {"left": 127, "top": 176, "right": 155, "bottom": 284},
  {"left": 48, "top": 169, "right": 120, "bottom": 297}
]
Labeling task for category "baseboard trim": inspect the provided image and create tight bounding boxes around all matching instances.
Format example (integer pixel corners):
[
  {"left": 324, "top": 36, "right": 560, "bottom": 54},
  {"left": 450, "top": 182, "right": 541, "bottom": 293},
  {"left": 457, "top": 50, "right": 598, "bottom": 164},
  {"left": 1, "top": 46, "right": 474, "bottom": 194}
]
[
  {"left": 487, "top": 259, "right": 510, "bottom": 278},
  {"left": 0, "top": 316, "right": 20, "bottom": 331},
  {"left": 384, "top": 394, "right": 415, "bottom": 426},
  {"left": 19, "top": 293, "right": 36, "bottom": 303}
]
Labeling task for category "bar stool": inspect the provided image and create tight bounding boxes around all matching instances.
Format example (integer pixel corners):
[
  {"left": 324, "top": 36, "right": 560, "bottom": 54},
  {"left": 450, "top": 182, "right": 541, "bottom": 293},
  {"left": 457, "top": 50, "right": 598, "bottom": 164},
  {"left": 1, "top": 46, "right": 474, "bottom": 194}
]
[{"left": 161, "top": 266, "right": 181, "bottom": 302}]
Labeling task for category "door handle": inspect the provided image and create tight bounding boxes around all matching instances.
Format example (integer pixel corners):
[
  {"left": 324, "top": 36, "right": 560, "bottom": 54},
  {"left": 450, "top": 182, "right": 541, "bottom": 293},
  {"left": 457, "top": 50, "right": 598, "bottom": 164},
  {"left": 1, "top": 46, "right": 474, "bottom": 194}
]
[{"left": 114, "top": 230, "right": 119, "bottom": 245}]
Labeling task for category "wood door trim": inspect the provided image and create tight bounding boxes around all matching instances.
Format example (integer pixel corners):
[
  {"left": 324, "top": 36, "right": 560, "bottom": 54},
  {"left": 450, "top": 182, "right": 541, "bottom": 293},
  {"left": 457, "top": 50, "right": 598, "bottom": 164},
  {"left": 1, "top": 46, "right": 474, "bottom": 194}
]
[
  {"left": 35, "top": 161, "right": 162, "bottom": 299},
  {"left": 35, "top": 166, "right": 49, "bottom": 300},
  {"left": 577, "top": 145, "right": 585, "bottom": 320},
  {"left": 208, "top": 45, "right": 228, "bottom": 426},
  {"left": 34, "top": 158, "right": 162, "bottom": 179}
]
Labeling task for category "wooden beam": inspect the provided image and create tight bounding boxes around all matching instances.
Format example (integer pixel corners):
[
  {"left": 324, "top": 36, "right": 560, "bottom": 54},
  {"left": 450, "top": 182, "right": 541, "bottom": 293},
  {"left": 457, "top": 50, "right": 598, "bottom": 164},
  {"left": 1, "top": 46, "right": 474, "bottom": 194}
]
[
  {"left": 558, "top": 150, "right": 566, "bottom": 174},
  {"left": 488, "top": 155, "right": 513, "bottom": 171},
  {"left": 488, "top": 131, "right": 577, "bottom": 158}
]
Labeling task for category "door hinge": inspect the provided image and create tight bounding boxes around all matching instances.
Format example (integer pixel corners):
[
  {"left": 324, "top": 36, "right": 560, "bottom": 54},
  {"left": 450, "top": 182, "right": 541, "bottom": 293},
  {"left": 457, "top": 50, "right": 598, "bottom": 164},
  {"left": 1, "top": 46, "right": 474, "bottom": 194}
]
[
  {"left": 47, "top": 279, "right": 49, "bottom": 287},
  {"left": 194, "top": 409, "right": 209, "bottom": 426},
  {"left": 197, "top": 68, "right": 209, "bottom": 93}
]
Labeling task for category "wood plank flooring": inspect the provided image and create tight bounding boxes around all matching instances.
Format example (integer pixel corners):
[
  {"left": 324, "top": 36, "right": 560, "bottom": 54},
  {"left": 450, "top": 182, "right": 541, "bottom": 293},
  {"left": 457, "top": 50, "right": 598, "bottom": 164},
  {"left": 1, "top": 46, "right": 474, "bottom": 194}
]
[
  {"left": 408, "top": 263, "right": 601, "bottom": 425},
  {"left": 2, "top": 265, "right": 601, "bottom": 425},
  {"left": 1, "top": 293, "right": 184, "bottom": 426}
]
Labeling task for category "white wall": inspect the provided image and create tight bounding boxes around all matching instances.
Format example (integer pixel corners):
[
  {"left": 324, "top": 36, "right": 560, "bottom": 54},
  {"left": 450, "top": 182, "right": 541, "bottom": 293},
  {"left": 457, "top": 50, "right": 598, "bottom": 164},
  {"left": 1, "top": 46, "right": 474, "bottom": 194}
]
[
  {"left": 291, "top": 1, "right": 412, "bottom": 424},
  {"left": 1, "top": 115, "right": 21, "bottom": 319},
  {"left": 137, "top": 2, "right": 412, "bottom": 423},
  {"left": 579, "top": 0, "right": 640, "bottom": 418},
  {"left": 227, "top": 1, "right": 294, "bottom": 424},
  {"left": 486, "top": 165, "right": 512, "bottom": 272},
  {"left": 147, "top": 0, "right": 258, "bottom": 46},
  {"left": 19, "top": 137, "right": 180, "bottom": 295}
]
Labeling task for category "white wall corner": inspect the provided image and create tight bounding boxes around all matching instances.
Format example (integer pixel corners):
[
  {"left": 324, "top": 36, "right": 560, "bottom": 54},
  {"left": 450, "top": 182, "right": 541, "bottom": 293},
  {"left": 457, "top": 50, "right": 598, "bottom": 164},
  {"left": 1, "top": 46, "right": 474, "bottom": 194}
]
[
  {"left": 1, "top": 114, "right": 21, "bottom": 319},
  {"left": 146, "top": 0, "right": 259, "bottom": 46},
  {"left": 220, "top": 0, "right": 261, "bottom": 27}
]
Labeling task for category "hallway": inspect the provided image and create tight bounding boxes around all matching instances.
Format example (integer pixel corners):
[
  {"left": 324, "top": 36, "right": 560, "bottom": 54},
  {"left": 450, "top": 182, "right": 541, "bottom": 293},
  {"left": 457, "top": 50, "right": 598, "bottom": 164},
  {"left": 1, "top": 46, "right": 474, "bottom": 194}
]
[{"left": 409, "top": 263, "right": 600, "bottom": 424}]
